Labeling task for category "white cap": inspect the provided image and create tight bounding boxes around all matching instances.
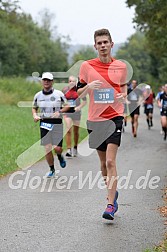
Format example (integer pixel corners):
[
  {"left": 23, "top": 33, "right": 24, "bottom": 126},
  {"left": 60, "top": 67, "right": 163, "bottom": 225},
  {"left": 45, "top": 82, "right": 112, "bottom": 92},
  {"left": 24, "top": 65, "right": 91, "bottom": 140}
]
[
  {"left": 145, "top": 85, "right": 151, "bottom": 89},
  {"left": 42, "top": 72, "right": 53, "bottom": 80}
]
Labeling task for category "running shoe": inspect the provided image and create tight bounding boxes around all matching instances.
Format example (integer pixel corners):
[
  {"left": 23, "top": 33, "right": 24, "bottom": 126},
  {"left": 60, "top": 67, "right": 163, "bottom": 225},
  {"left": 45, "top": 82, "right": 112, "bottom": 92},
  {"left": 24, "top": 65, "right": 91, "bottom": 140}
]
[
  {"left": 114, "top": 190, "right": 119, "bottom": 213},
  {"left": 65, "top": 149, "right": 72, "bottom": 158},
  {"left": 106, "top": 190, "right": 119, "bottom": 213},
  {"left": 58, "top": 155, "right": 66, "bottom": 168},
  {"left": 47, "top": 170, "right": 55, "bottom": 178},
  {"left": 73, "top": 148, "right": 78, "bottom": 157},
  {"left": 102, "top": 204, "right": 117, "bottom": 220}
]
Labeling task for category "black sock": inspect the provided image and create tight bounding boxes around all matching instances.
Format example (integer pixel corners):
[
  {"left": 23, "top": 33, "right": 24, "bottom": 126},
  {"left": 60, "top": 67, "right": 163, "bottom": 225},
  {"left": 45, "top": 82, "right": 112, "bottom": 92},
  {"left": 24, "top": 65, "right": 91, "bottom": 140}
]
[
  {"left": 162, "top": 127, "right": 167, "bottom": 134},
  {"left": 107, "top": 204, "right": 114, "bottom": 207},
  {"left": 147, "top": 119, "right": 149, "bottom": 126},
  {"left": 49, "top": 165, "right": 55, "bottom": 172},
  {"left": 74, "top": 146, "right": 77, "bottom": 149},
  {"left": 57, "top": 154, "right": 62, "bottom": 160}
]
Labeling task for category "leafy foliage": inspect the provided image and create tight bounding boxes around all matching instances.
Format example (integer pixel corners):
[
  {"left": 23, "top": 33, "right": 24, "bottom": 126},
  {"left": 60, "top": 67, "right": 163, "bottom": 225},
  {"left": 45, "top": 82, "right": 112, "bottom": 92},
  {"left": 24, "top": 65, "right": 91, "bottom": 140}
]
[
  {"left": 71, "top": 46, "right": 97, "bottom": 65},
  {"left": 125, "top": 0, "right": 167, "bottom": 83},
  {"left": 0, "top": 1, "right": 69, "bottom": 76},
  {"left": 115, "top": 31, "right": 159, "bottom": 88},
  {"left": 0, "top": 77, "right": 41, "bottom": 105}
]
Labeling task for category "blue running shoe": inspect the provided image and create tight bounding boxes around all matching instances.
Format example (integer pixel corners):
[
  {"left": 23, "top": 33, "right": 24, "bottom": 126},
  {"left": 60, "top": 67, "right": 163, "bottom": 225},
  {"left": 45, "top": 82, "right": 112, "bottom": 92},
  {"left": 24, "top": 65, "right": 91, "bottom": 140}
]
[
  {"left": 114, "top": 190, "right": 119, "bottom": 213},
  {"left": 107, "top": 190, "right": 119, "bottom": 212},
  {"left": 47, "top": 170, "right": 55, "bottom": 178},
  {"left": 102, "top": 204, "right": 117, "bottom": 220},
  {"left": 58, "top": 155, "right": 66, "bottom": 168}
]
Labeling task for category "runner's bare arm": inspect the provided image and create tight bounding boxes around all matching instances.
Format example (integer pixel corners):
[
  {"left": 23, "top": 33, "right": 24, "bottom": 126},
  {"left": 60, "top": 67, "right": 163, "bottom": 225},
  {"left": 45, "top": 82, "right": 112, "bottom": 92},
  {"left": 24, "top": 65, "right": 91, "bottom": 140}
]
[
  {"left": 32, "top": 107, "right": 40, "bottom": 122},
  {"left": 75, "top": 98, "right": 87, "bottom": 111},
  {"left": 77, "top": 80, "right": 102, "bottom": 98},
  {"left": 120, "top": 83, "right": 127, "bottom": 98},
  {"left": 157, "top": 98, "right": 162, "bottom": 108},
  {"left": 116, "top": 83, "right": 127, "bottom": 102},
  {"left": 51, "top": 102, "right": 70, "bottom": 118}
]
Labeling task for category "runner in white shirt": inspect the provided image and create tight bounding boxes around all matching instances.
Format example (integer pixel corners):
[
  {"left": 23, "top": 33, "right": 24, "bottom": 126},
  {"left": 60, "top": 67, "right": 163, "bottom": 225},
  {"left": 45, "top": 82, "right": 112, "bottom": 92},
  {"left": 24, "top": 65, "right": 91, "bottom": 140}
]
[{"left": 32, "top": 72, "right": 70, "bottom": 177}]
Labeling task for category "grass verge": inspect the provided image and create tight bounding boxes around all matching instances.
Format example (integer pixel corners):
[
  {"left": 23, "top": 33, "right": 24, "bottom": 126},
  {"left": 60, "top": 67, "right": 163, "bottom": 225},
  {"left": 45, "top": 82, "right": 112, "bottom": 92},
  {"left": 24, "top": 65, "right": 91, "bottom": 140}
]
[
  {"left": 144, "top": 187, "right": 167, "bottom": 252},
  {"left": 0, "top": 77, "right": 88, "bottom": 176},
  {"left": 0, "top": 104, "right": 88, "bottom": 176}
]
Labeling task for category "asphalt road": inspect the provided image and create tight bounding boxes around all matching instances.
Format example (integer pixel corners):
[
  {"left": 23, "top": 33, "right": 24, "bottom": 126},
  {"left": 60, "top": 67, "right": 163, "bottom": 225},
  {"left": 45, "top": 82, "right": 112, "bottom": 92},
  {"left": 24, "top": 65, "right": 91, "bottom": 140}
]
[{"left": 0, "top": 106, "right": 166, "bottom": 252}]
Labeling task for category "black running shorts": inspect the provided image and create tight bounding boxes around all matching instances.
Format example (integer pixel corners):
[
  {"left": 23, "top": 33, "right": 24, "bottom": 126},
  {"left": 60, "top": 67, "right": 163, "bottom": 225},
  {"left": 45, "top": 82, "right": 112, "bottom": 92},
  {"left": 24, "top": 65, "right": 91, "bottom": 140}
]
[
  {"left": 87, "top": 116, "right": 123, "bottom": 151},
  {"left": 40, "top": 123, "right": 63, "bottom": 146},
  {"left": 129, "top": 104, "right": 140, "bottom": 117},
  {"left": 161, "top": 109, "right": 167, "bottom": 116}
]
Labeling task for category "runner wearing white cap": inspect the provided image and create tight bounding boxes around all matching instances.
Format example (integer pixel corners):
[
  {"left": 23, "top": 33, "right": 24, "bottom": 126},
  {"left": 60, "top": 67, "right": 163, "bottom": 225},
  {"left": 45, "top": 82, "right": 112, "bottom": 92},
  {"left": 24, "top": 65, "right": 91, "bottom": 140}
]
[{"left": 32, "top": 72, "right": 70, "bottom": 177}]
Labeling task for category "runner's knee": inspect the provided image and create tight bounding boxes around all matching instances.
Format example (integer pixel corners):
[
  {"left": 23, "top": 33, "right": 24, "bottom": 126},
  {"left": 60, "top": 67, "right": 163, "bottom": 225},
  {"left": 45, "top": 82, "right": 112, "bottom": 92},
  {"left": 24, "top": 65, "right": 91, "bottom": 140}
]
[
  {"left": 106, "top": 159, "right": 116, "bottom": 169},
  {"left": 54, "top": 146, "right": 62, "bottom": 153},
  {"left": 44, "top": 144, "right": 52, "bottom": 153}
]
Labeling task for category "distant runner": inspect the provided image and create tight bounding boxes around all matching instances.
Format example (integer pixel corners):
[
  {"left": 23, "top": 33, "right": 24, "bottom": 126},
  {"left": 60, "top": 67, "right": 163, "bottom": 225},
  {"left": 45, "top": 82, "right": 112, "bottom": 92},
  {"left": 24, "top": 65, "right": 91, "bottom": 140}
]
[
  {"left": 127, "top": 80, "right": 143, "bottom": 137},
  {"left": 62, "top": 76, "right": 87, "bottom": 157},
  {"left": 157, "top": 83, "right": 167, "bottom": 140},
  {"left": 143, "top": 85, "right": 155, "bottom": 129},
  {"left": 32, "top": 72, "right": 70, "bottom": 178}
]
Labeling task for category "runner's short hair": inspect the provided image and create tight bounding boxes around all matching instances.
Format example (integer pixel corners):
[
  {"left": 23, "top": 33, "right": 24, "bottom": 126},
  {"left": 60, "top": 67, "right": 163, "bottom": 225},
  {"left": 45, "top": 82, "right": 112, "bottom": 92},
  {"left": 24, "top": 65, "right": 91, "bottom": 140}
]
[
  {"left": 94, "top": 28, "right": 112, "bottom": 43},
  {"left": 132, "top": 79, "right": 138, "bottom": 84}
]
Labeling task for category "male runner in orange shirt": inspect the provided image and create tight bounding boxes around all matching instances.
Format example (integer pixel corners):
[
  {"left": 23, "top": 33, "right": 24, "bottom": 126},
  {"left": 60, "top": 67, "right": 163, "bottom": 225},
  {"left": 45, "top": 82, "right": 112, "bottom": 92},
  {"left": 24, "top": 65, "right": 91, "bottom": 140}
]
[{"left": 77, "top": 28, "right": 127, "bottom": 220}]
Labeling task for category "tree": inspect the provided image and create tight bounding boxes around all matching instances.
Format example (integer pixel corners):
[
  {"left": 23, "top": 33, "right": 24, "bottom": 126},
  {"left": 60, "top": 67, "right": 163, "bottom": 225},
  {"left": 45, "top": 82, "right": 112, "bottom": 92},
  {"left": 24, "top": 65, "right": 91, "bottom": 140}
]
[
  {"left": 71, "top": 46, "right": 97, "bottom": 65},
  {"left": 126, "top": 0, "right": 167, "bottom": 83},
  {"left": 37, "top": 8, "right": 56, "bottom": 39},
  {"left": 0, "top": 0, "right": 19, "bottom": 12},
  {"left": 0, "top": 3, "right": 69, "bottom": 76},
  {"left": 116, "top": 32, "right": 157, "bottom": 86}
]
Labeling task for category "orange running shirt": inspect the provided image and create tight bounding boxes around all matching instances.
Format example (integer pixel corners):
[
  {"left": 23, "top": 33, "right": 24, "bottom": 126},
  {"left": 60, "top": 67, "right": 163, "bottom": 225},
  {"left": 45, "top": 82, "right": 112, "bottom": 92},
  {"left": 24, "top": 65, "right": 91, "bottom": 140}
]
[{"left": 79, "top": 58, "right": 127, "bottom": 121}]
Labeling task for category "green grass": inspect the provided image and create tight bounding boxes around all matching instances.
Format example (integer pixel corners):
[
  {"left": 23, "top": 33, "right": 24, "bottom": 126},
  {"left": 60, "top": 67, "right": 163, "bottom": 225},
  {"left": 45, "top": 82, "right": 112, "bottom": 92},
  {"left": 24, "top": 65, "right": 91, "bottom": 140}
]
[
  {"left": 0, "top": 77, "right": 41, "bottom": 175},
  {"left": 0, "top": 76, "right": 89, "bottom": 175},
  {"left": 0, "top": 77, "right": 88, "bottom": 176},
  {"left": 0, "top": 104, "right": 88, "bottom": 176},
  {"left": 0, "top": 77, "right": 41, "bottom": 105},
  {"left": 0, "top": 105, "right": 39, "bottom": 175},
  {"left": 144, "top": 236, "right": 167, "bottom": 252}
]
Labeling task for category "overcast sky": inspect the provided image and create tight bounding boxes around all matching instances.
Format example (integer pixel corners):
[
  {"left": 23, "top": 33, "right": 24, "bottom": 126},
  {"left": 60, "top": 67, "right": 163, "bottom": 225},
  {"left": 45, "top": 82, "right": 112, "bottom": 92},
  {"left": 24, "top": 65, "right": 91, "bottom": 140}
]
[{"left": 18, "top": 0, "right": 136, "bottom": 45}]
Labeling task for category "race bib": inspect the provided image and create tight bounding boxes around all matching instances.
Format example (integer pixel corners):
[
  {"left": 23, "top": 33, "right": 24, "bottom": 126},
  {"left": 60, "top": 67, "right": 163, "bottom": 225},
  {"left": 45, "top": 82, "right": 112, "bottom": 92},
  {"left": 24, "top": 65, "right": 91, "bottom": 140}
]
[
  {"left": 40, "top": 122, "right": 54, "bottom": 131},
  {"left": 147, "top": 104, "right": 153, "bottom": 109},
  {"left": 94, "top": 88, "right": 114, "bottom": 103},
  {"left": 162, "top": 101, "right": 167, "bottom": 110},
  {"left": 68, "top": 99, "right": 76, "bottom": 107},
  {"left": 129, "top": 92, "right": 138, "bottom": 101}
]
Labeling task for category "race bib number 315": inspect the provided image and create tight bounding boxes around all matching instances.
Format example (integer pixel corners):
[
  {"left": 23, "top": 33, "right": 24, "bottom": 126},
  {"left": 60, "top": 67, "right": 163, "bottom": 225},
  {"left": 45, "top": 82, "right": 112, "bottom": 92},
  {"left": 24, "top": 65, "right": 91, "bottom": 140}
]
[{"left": 94, "top": 88, "right": 114, "bottom": 103}]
